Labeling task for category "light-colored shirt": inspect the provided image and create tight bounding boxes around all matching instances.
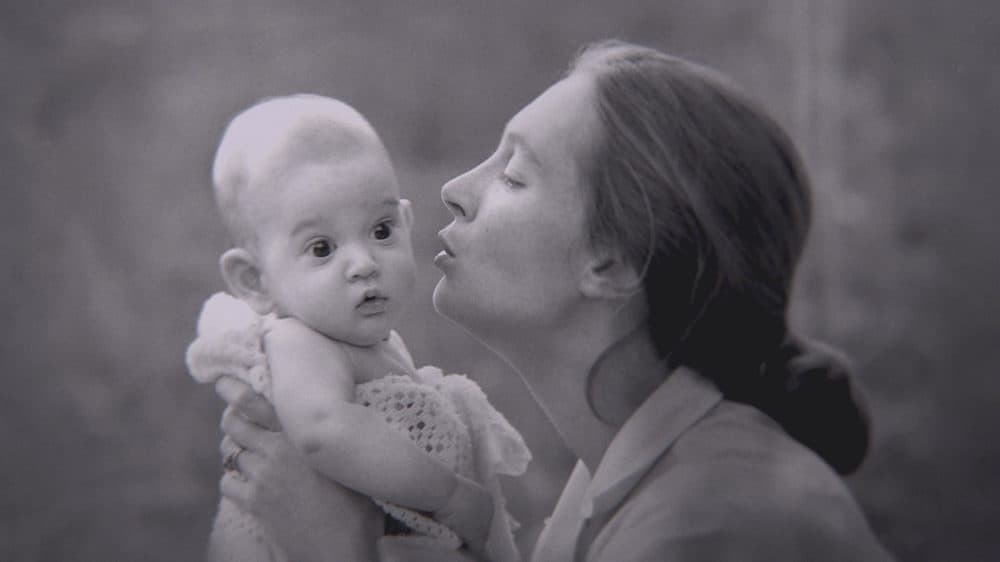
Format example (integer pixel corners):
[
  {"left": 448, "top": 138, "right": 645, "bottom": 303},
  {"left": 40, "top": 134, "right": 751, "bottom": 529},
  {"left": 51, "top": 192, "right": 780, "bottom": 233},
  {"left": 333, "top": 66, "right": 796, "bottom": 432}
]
[{"left": 530, "top": 366, "right": 894, "bottom": 562}]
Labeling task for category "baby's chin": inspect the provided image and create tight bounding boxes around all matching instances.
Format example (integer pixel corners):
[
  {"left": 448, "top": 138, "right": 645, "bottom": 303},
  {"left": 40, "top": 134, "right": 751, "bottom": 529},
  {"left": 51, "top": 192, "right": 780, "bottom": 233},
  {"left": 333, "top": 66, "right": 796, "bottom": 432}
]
[{"left": 316, "top": 326, "right": 391, "bottom": 348}]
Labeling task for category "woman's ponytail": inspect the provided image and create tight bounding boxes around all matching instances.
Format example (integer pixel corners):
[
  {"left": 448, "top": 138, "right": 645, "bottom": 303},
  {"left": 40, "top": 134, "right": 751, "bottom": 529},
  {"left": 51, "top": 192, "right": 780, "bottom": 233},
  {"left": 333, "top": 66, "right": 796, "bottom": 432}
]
[{"left": 755, "top": 332, "right": 872, "bottom": 474}]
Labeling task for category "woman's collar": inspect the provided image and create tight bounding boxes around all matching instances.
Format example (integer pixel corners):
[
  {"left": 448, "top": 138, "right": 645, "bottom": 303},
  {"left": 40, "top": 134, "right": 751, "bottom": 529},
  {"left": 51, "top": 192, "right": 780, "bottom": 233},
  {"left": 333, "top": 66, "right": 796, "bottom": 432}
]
[{"left": 583, "top": 365, "right": 724, "bottom": 519}]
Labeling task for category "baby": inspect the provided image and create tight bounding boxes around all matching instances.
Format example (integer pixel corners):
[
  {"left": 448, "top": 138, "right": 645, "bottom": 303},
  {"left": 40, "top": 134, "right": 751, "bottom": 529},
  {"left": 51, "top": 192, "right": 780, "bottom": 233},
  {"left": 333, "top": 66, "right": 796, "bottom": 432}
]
[{"left": 185, "top": 95, "right": 529, "bottom": 562}]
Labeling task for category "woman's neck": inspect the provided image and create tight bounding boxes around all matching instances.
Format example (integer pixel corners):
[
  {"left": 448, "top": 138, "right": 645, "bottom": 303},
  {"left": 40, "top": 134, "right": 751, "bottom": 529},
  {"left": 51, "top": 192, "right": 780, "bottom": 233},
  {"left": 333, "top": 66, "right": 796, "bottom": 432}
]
[{"left": 487, "top": 304, "right": 665, "bottom": 473}]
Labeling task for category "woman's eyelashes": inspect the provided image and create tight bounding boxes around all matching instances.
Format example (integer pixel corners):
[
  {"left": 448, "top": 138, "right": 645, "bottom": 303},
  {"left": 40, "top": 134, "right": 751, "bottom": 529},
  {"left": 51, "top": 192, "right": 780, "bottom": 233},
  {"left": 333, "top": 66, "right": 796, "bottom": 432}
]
[
  {"left": 500, "top": 147, "right": 531, "bottom": 189},
  {"left": 501, "top": 172, "right": 526, "bottom": 189}
]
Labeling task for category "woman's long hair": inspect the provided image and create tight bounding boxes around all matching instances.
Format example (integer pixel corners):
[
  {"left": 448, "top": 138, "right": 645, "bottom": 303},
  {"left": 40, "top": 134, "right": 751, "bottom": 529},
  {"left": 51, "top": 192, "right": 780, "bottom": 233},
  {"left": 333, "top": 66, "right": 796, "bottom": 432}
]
[{"left": 572, "top": 40, "right": 870, "bottom": 474}]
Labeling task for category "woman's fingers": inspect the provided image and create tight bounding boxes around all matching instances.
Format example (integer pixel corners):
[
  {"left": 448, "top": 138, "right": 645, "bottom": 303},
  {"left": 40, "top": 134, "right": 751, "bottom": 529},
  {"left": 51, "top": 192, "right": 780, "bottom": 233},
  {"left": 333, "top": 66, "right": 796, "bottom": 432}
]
[
  {"left": 219, "top": 434, "right": 239, "bottom": 459},
  {"left": 224, "top": 445, "right": 264, "bottom": 479},
  {"left": 219, "top": 447, "right": 265, "bottom": 506},
  {"left": 214, "top": 375, "right": 249, "bottom": 402},
  {"left": 220, "top": 471, "right": 252, "bottom": 512},
  {"left": 215, "top": 377, "right": 281, "bottom": 430},
  {"left": 237, "top": 446, "right": 265, "bottom": 476},
  {"left": 221, "top": 405, "right": 272, "bottom": 452}
]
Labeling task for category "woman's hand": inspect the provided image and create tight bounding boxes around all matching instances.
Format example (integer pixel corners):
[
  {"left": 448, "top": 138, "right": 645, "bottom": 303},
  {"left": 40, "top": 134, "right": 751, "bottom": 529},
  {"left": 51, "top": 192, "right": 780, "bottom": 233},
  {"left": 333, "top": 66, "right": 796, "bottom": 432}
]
[
  {"left": 215, "top": 375, "right": 282, "bottom": 430},
  {"left": 215, "top": 377, "right": 383, "bottom": 562}
]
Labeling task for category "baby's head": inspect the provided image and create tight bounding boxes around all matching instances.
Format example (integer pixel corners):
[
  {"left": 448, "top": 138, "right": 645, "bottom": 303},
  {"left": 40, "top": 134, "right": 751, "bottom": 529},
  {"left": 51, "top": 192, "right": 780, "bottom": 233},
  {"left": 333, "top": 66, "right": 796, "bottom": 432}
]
[{"left": 212, "top": 94, "right": 416, "bottom": 346}]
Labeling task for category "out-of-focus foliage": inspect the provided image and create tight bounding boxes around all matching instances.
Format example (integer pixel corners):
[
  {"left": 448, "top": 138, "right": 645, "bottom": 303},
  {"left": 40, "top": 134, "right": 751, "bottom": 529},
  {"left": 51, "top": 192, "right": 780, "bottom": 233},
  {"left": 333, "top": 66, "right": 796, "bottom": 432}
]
[{"left": 2, "top": 1, "right": 997, "bottom": 560}]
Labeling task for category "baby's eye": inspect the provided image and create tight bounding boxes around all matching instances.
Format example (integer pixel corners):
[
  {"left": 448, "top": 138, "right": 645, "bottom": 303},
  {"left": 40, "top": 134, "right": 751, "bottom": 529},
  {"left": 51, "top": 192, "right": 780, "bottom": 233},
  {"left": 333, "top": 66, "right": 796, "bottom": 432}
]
[
  {"left": 372, "top": 221, "right": 394, "bottom": 241},
  {"left": 308, "top": 239, "right": 333, "bottom": 257}
]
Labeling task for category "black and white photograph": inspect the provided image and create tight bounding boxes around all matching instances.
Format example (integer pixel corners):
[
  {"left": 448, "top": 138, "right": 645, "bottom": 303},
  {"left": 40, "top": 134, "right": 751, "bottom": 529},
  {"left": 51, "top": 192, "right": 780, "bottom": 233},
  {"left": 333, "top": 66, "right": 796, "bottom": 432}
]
[{"left": 2, "top": 1, "right": 997, "bottom": 560}]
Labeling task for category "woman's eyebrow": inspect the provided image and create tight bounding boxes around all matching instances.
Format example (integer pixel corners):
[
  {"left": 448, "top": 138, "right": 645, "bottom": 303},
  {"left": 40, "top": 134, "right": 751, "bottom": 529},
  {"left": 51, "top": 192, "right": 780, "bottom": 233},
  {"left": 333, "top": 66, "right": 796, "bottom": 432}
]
[{"left": 503, "top": 131, "right": 542, "bottom": 167}]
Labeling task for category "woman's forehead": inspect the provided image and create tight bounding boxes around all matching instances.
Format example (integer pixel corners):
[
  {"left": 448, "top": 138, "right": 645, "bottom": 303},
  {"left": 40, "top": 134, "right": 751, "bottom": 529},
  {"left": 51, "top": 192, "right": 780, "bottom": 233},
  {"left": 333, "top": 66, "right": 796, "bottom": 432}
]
[{"left": 506, "top": 74, "right": 602, "bottom": 177}]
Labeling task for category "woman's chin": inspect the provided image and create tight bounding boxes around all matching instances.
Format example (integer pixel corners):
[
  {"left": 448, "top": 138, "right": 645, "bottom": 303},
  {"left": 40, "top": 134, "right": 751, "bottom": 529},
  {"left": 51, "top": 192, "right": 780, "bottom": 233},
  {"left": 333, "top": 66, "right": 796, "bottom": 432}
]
[
  {"left": 431, "top": 277, "right": 455, "bottom": 319},
  {"left": 432, "top": 277, "right": 477, "bottom": 329}
]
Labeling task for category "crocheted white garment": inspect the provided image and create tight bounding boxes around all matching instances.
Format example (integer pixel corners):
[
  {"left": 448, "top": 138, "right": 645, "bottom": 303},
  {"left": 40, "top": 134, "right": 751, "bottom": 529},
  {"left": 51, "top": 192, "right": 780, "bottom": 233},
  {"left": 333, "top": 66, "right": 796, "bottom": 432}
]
[{"left": 186, "top": 292, "right": 531, "bottom": 558}]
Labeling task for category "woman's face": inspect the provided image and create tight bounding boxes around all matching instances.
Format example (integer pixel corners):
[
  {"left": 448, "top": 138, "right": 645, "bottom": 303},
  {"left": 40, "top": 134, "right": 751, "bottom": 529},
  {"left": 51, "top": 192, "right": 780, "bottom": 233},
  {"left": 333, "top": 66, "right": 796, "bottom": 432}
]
[{"left": 433, "top": 73, "right": 604, "bottom": 340}]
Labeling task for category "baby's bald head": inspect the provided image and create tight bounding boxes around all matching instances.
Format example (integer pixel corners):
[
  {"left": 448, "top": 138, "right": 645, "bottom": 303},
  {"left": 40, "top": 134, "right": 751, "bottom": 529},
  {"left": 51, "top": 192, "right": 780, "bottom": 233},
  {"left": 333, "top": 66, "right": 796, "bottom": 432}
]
[{"left": 211, "top": 94, "right": 392, "bottom": 247}]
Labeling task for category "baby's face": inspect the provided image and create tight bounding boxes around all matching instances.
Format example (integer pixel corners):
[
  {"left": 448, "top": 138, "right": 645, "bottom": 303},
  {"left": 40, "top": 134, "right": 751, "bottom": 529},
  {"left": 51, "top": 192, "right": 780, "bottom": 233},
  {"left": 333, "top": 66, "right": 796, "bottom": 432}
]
[{"left": 251, "top": 152, "right": 417, "bottom": 346}]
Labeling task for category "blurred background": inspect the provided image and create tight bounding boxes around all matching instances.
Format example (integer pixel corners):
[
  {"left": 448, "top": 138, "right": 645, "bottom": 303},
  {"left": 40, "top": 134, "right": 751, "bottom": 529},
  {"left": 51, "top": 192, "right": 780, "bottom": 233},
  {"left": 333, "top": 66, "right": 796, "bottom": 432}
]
[{"left": 2, "top": 1, "right": 998, "bottom": 560}]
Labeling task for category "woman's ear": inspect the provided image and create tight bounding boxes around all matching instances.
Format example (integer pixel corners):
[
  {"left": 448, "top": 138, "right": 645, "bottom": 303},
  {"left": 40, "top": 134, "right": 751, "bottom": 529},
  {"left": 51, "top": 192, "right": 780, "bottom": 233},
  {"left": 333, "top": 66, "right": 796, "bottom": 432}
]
[
  {"left": 579, "top": 251, "right": 643, "bottom": 300},
  {"left": 219, "top": 248, "right": 275, "bottom": 315}
]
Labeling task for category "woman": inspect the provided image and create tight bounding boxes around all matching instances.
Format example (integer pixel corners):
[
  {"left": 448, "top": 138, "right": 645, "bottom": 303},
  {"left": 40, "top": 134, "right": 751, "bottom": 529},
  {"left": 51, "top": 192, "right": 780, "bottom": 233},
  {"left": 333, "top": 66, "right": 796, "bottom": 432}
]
[{"left": 210, "top": 40, "right": 893, "bottom": 560}]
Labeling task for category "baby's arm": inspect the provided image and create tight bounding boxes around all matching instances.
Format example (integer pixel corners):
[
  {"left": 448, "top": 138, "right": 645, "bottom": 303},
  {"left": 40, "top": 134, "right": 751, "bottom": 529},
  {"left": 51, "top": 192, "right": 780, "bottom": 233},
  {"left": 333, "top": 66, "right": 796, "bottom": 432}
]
[{"left": 266, "top": 318, "right": 493, "bottom": 549}]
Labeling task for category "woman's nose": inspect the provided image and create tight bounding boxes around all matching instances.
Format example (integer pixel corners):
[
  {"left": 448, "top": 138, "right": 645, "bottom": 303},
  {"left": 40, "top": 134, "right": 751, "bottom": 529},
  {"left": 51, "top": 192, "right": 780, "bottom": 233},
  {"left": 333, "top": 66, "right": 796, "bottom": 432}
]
[
  {"left": 345, "top": 246, "right": 379, "bottom": 281},
  {"left": 440, "top": 168, "right": 479, "bottom": 221}
]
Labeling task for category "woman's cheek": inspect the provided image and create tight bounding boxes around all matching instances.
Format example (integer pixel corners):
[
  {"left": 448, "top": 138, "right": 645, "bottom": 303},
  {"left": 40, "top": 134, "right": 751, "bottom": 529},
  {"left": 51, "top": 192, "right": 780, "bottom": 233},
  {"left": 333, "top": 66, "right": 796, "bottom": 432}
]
[{"left": 432, "top": 245, "right": 504, "bottom": 327}]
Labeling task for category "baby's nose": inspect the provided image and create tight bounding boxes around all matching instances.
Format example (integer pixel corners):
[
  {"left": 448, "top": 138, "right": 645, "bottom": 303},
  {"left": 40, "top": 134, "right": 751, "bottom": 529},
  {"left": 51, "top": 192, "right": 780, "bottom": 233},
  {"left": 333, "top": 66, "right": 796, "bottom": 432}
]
[{"left": 346, "top": 249, "right": 379, "bottom": 280}]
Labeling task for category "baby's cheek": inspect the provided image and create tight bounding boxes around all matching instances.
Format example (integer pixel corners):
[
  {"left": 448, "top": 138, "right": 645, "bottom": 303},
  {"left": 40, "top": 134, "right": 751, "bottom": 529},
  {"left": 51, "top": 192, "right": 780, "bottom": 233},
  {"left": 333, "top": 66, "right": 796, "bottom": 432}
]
[
  {"left": 390, "top": 255, "right": 418, "bottom": 294},
  {"left": 405, "top": 264, "right": 418, "bottom": 294}
]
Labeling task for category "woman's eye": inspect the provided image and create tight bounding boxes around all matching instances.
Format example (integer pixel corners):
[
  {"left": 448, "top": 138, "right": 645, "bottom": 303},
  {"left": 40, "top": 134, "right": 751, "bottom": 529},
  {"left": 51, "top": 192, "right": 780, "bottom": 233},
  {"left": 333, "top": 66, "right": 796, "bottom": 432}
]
[
  {"left": 501, "top": 173, "right": 525, "bottom": 189},
  {"left": 372, "top": 221, "right": 394, "bottom": 241},
  {"left": 309, "top": 240, "right": 333, "bottom": 257}
]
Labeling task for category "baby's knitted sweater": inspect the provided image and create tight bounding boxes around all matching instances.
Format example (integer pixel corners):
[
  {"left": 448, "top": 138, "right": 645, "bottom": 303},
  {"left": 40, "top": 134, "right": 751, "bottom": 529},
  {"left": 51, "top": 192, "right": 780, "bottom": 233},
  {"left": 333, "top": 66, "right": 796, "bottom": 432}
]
[{"left": 186, "top": 292, "right": 530, "bottom": 561}]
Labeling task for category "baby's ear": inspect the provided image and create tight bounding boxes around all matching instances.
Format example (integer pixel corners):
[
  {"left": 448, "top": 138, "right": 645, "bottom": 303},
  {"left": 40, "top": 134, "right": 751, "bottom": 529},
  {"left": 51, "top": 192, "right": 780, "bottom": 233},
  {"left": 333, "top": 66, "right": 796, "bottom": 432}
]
[
  {"left": 219, "top": 248, "right": 275, "bottom": 315},
  {"left": 399, "top": 198, "right": 414, "bottom": 230},
  {"left": 579, "top": 248, "right": 642, "bottom": 300}
]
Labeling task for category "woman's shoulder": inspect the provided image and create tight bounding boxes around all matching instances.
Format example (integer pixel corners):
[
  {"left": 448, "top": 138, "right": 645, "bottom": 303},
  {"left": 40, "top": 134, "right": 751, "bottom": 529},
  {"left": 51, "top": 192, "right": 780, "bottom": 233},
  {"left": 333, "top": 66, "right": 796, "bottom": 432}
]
[
  {"left": 661, "top": 400, "right": 861, "bottom": 512},
  {"left": 591, "top": 400, "right": 892, "bottom": 560}
]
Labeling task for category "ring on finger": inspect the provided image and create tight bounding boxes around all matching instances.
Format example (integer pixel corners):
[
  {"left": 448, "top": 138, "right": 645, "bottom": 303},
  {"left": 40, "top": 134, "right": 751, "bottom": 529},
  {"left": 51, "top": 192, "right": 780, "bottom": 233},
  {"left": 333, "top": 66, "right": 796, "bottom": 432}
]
[{"left": 222, "top": 443, "right": 245, "bottom": 473}]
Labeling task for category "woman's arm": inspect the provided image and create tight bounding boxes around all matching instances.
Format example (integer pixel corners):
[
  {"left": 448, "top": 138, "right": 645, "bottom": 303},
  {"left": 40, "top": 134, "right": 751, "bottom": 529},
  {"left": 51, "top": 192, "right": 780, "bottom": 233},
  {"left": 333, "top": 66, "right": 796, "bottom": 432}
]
[{"left": 266, "top": 318, "right": 494, "bottom": 549}]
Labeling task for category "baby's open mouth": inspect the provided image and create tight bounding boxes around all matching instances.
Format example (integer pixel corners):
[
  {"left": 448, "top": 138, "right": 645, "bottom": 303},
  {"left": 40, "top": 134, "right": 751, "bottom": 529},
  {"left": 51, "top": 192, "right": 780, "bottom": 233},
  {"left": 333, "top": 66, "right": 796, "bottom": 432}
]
[{"left": 357, "top": 291, "right": 388, "bottom": 314}]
